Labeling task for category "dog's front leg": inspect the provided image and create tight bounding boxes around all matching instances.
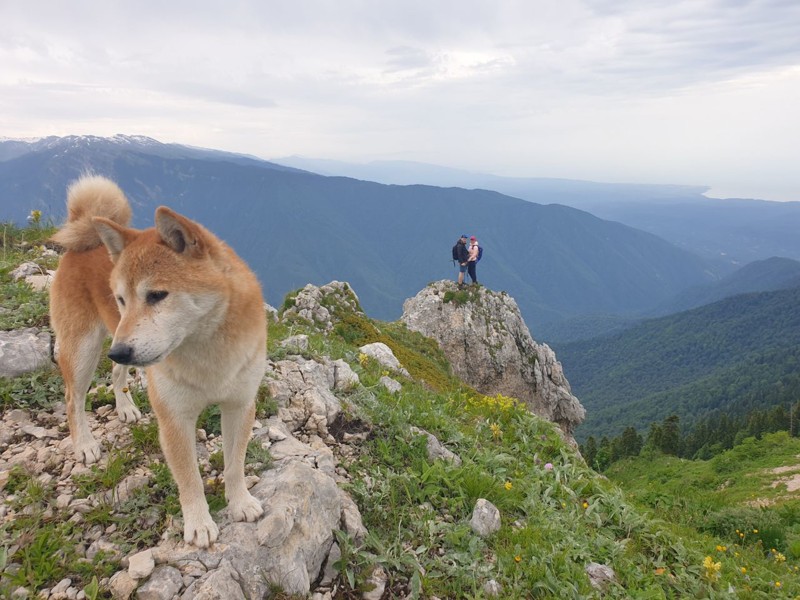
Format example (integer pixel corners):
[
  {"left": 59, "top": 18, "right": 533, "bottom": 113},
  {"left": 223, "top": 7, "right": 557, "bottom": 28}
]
[
  {"left": 152, "top": 396, "right": 218, "bottom": 548},
  {"left": 221, "top": 400, "right": 264, "bottom": 522},
  {"left": 111, "top": 363, "right": 142, "bottom": 423}
]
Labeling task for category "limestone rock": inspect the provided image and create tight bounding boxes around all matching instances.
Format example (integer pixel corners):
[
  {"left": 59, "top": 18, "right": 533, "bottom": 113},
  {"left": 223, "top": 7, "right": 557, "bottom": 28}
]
[
  {"left": 379, "top": 375, "right": 402, "bottom": 393},
  {"left": 331, "top": 359, "right": 359, "bottom": 391},
  {"left": 25, "top": 273, "right": 54, "bottom": 291},
  {"left": 10, "top": 262, "right": 42, "bottom": 280},
  {"left": 359, "top": 342, "right": 409, "bottom": 377},
  {"left": 280, "top": 334, "right": 309, "bottom": 352},
  {"left": 483, "top": 579, "right": 502, "bottom": 597},
  {"left": 264, "top": 303, "right": 279, "bottom": 323},
  {"left": 401, "top": 281, "right": 585, "bottom": 437},
  {"left": 362, "top": 566, "right": 387, "bottom": 600},
  {"left": 108, "top": 571, "right": 138, "bottom": 600},
  {"left": 139, "top": 460, "right": 360, "bottom": 598},
  {"left": 128, "top": 549, "right": 155, "bottom": 580},
  {"left": 137, "top": 566, "right": 183, "bottom": 600},
  {"left": 0, "top": 328, "right": 53, "bottom": 377},
  {"left": 410, "top": 427, "right": 462, "bottom": 466},
  {"left": 281, "top": 281, "right": 362, "bottom": 331},
  {"left": 182, "top": 560, "right": 246, "bottom": 600},
  {"left": 585, "top": 562, "right": 616, "bottom": 590},
  {"left": 469, "top": 498, "right": 501, "bottom": 537},
  {"left": 265, "top": 357, "right": 342, "bottom": 435}
]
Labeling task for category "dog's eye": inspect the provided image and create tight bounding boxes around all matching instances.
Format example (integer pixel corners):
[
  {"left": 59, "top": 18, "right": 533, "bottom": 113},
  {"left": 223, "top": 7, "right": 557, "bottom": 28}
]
[
  {"left": 146, "top": 290, "right": 169, "bottom": 305},
  {"left": 116, "top": 296, "right": 125, "bottom": 307}
]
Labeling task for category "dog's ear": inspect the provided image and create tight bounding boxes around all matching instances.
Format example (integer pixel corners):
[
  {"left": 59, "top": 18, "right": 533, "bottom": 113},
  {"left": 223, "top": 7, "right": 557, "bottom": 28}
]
[
  {"left": 155, "top": 207, "right": 207, "bottom": 258},
  {"left": 92, "top": 217, "right": 136, "bottom": 263}
]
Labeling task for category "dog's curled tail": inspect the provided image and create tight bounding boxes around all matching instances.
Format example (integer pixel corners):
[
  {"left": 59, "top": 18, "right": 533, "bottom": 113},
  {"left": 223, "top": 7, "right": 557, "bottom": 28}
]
[{"left": 51, "top": 175, "right": 132, "bottom": 252}]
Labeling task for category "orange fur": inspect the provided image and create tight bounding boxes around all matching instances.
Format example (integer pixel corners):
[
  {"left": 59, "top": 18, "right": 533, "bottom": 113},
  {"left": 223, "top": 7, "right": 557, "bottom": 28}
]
[{"left": 50, "top": 175, "right": 267, "bottom": 547}]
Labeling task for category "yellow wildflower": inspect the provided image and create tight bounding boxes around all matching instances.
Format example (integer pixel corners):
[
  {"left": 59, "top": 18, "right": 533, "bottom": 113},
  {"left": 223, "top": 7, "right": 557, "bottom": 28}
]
[
  {"left": 514, "top": 555, "right": 521, "bottom": 563},
  {"left": 504, "top": 481, "right": 513, "bottom": 491},
  {"left": 703, "top": 556, "right": 721, "bottom": 582},
  {"left": 740, "top": 567, "right": 747, "bottom": 574},
  {"left": 582, "top": 501, "right": 589, "bottom": 509},
  {"left": 28, "top": 209, "right": 42, "bottom": 226}
]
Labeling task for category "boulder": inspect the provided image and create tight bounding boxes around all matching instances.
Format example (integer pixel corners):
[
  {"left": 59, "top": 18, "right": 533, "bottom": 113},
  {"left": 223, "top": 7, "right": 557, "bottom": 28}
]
[
  {"left": 0, "top": 328, "right": 53, "bottom": 378},
  {"left": 359, "top": 342, "right": 409, "bottom": 377},
  {"left": 401, "top": 281, "right": 585, "bottom": 437},
  {"left": 145, "top": 460, "right": 362, "bottom": 597},
  {"left": 469, "top": 498, "right": 501, "bottom": 537},
  {"left": 9, "top": 262, "right": 41, "bottom": 280}
]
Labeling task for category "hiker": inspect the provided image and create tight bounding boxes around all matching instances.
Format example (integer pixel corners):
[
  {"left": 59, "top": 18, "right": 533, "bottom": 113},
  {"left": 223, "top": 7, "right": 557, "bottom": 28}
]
[
  {"left": 467, "top": 235, "right": 480, "bottom": 284},
  {"left": 453, "top": 234, "right": 469, "bottom": 287}
]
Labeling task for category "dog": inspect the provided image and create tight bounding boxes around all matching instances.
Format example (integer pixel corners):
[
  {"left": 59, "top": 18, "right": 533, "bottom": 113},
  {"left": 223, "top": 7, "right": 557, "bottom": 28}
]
[{"left": 50, "top": 175, "right": 267, "bottom": 547}]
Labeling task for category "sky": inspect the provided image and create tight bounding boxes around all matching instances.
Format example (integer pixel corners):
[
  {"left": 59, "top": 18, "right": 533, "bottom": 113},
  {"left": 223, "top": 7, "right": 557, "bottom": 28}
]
[{"left": 2, "top": 0, "right": 799, "bottom": 201}]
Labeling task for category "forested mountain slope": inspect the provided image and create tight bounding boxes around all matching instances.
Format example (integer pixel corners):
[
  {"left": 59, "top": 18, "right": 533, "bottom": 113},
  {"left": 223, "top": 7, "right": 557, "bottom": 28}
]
[{"left": 557, "top": 286, "right": 800, "bottom": 440}]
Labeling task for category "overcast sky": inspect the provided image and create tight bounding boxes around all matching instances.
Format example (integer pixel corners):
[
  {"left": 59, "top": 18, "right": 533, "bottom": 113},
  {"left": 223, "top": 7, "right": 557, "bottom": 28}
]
[{"left": 2, "top": 0, "right": 799, "bottom": 201}]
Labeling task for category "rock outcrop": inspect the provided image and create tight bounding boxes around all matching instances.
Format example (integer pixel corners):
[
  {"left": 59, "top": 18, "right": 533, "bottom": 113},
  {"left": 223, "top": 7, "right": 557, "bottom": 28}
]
[
  {"left": 0, "top": 328, "right": 53, "bottom": 377},
  {"left": 280, "top": 281, "right": 363, "bottom": 332},
  {"left": 401, "top": 281, "right": 585, "bottom": 437}
]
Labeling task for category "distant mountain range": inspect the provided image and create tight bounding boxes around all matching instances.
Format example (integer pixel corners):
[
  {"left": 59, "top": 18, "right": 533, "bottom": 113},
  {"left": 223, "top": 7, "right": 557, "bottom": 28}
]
[
  {"left": 652, "top": 256, "right": 800, "bottom": 316},
  {"left": 0, "top": 135, "right": 718, "bottom": 331},
  {"left": 273, "top": 157, "right": 800, "bottom": 268},
  {"left": 543, "top": 256, "right": 800, "bottom": 343},
  {"left": 556, "top": 285, "right": 800, "bottom": 441}
]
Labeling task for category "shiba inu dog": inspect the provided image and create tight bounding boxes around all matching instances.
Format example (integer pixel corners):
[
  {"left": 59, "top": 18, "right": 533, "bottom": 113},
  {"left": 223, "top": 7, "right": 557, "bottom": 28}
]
[{"left": 49, "top": 175, "right": 266, "bottom": 547}]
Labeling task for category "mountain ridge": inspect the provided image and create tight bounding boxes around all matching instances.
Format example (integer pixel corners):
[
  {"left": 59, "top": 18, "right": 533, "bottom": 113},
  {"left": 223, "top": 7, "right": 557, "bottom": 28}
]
[
  {"left": 273, "top": 156, "right": 800, "bottom": 266},
  {"left": 0, "top": 135, "right": 716, "bottom": 331}
]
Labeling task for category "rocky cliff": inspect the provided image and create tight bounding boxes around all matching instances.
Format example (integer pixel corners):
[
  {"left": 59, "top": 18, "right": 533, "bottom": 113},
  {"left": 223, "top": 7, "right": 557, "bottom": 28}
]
[{"left": 401, "top": 281, "right": 585, "bottom": 438}]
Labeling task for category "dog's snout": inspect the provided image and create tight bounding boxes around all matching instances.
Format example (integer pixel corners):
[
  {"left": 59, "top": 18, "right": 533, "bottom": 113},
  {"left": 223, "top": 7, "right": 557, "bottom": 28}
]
[{"left": 108, "top": 343, "right": 134, "bottom": 365}]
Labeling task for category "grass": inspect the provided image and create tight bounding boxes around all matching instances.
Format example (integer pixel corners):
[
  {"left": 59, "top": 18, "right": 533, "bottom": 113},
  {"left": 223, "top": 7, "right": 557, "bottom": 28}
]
[
  {"left": 0, "top": 222, "right": 58, "bottom": 331},
  {"left": 2, "top": 231, "right": 800, "bottom": 597},
  {"left": 606, "top": 433, "right": 800, "bottom": 562}
]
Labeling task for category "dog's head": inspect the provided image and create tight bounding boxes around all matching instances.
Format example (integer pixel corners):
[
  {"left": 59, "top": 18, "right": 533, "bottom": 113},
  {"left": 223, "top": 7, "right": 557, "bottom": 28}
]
[{"left": 93, "top": 207, "right": 227, "bottom": 367}]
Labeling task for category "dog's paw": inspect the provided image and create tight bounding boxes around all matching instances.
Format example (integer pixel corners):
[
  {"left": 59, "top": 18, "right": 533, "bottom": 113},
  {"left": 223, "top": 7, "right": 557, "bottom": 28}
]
[
  {"left": 75, "top": 440, "right": 102, "bottom": 465},
  {"left": 117, "top": 403, "right": 142, "bottom": 423},
  {"left": 183, "top": 511, "right": 219, "bottom": 548},
  {"left": 228, "top": 493, "right": 264, "bottom": 523}
]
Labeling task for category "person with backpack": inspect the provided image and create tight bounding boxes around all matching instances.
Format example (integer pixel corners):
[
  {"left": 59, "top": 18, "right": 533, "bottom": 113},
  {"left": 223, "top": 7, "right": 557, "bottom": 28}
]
[
  {"left": 467, "top": 235, "right": 481, "bottom": 285},
  {"left": 452, "top": 234, "right": 469, "bottom": 288}
]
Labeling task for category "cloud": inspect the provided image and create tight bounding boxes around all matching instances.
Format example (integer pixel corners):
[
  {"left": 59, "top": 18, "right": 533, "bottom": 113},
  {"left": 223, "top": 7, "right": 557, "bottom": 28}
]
[{"left": 1, "top": 0, "right": 798, "bottom": 200}]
